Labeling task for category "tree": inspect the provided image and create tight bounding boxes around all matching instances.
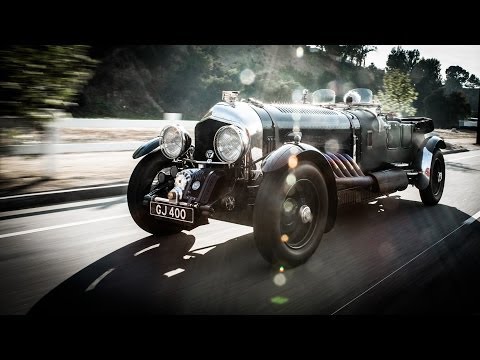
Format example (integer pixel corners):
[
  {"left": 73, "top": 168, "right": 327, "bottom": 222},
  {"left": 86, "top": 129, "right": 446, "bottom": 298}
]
[
  {"left": 386, "top": 46, "right": 420, "bottom": 73},
  {"left": 445, "top": 65, "right": 470, "bottom": 94},
  {"left": 446, "top": 65, "right": 470, "bottom": 84},
  {"left": 424, "top": 87, "right": 470, "bottom": 128},
  {"left": 318, "top": 45, "right": 376, "bottom": 66},
  {"left": 377, "top": 69, "right": 418, "bottom": 116},
  {"left": 355, "top": 45, "right": 377, "bottom": 67},
  {"left": 0, "top": 45, "right": 96, "bottom": 125},
  {"left": 410, "top": 58, "right": 443, "bottom": 115},
  {"left": 74, "top": 45, "right": 388, "bottom": 120},
  {"left": 465, "top": 74, "right": 480, "bottom": 88},
  {"left": 448, "top": 91, "right": 471, "bottom": 124},
  {"left": 75, "top": 45, "right": 219, "bottom": 119},
  {"left": 411, "top": 58, "right": 442, "bottom": 88}
]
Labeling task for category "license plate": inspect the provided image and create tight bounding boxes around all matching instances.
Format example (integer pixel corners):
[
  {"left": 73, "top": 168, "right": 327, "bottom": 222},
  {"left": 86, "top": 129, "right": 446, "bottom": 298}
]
[{"left": 150, "top": 202, "right": 194, "bottom": 223}]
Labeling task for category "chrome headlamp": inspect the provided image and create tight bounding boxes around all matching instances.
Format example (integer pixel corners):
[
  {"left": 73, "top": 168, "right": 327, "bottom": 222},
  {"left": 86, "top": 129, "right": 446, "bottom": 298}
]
[
  {"left": 214, "top": 125, "right": 249, "bottom": 163},
  {"left": 159, "top": 125, "right": 191, "bottom": 159}
]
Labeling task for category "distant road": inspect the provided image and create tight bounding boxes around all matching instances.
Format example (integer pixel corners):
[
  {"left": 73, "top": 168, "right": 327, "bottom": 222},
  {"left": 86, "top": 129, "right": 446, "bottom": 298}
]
[
  {"left": 8, "top": 119, "right": 198, "bottom": 155},
  {"left": 1, "top": 151, "right": 480, "bottom": 314}
]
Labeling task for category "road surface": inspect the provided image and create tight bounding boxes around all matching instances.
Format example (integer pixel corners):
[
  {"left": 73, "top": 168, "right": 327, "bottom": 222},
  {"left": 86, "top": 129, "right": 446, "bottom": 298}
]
[{"left": 1, "top": 150, "right": 480, "bottom": 315}]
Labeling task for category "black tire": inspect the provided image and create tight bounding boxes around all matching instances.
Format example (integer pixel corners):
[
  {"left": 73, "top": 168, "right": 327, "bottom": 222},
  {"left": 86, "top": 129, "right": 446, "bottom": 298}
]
[
  {"left": 127, "top": 153, "right": 183, "bottom": 235},
  {"left": 253, "top": 161, "right": 329, "bottom": 267},
  {"left": 419, "top": 148, "right": 445, "bottom": 206}
]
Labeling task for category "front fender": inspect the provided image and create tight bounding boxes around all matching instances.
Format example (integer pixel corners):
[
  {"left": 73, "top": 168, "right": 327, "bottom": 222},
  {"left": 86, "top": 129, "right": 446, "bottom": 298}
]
[
  {"left": 261, "top": 143, "right": 337, "bottom": 233},
  {"left": 132, "top": 137, "right": 160, "bottom": 159},
  {"left": 414, "top": 135, "right": 446, "bottom": 190}
]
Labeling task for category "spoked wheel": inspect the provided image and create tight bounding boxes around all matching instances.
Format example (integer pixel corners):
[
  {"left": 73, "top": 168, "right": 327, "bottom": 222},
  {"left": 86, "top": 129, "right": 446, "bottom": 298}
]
[
  {"left": 420, "top": 149, "right": 445, "bottom": 206},
  {"left": 253, "top": 161, "right": 328, "bottom": 267},
  {"left": 127, "top": 153, "right": 183, "bottom": 235}
]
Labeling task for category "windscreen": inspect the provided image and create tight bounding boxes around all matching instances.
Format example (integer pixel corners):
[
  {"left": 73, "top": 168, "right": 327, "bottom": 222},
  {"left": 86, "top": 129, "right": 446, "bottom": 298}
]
[
  {"left": 312, "top": 89, "right": 336, "bottom": 105},
  {"left": 343, "top": 88, "right": 373, "bottom": 104}
]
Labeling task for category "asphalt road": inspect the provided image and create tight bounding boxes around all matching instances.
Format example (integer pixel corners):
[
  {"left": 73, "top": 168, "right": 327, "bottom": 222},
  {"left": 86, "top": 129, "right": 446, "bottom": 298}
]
[{"left": 1, "top": 150, "right": 480, "bottom": 315}]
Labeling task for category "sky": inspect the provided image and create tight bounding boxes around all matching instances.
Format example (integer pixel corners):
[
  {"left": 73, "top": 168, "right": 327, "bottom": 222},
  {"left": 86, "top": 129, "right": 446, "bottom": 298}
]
[{"left": 364, "top": 45, "right": 480, "bottom": 80}]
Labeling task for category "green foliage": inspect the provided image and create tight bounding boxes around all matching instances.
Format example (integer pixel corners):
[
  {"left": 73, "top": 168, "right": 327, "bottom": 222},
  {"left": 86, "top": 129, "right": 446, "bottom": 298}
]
[
  {"left": 465, "top": 74, "right": 480, "bottom": 88},
  {"left": 385, "top": 46, "right": 443, "bottom": 115},
  {"left": 319, "top": 45, "right": 376, "bottom": 66},
  {"left": 0, "top": 45, "right": 96, "bottom": 124},
  {"left": 74, "top": 45, "right": 386, "bottom": 119},
  {"left": 445, "top": 77, "right": 463, "bottom": 93},
  {"left": 386, "top": 46, "right": 420, "bottom": 73},
  {"left": 424, "top": 87, "right": 471, "bottom": 128},
  {"left": 76, "top": 45, "right": 237, "bottom": 119},
  {"left": 445, "top": 65, "right": 480, "bottom": 90},
  {"left": 446, "top": 65, "right": 470, "bottom": 84},
  {"left": 410, "top": 58, "right": 443, "bottom": 115},
  {"left": 377, "top": 69, "right": 418, "bottom": 116}
]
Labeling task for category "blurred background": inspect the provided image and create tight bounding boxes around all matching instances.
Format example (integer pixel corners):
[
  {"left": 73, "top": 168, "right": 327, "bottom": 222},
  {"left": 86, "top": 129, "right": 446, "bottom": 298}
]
[{"left": 1, "top": 45, "right": 479, "bottom": 196}]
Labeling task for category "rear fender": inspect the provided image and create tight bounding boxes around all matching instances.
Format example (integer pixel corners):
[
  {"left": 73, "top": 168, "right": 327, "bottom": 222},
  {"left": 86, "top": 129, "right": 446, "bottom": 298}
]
[
  {"left": 261, "top": 143, "right": 337, "bottom": 232},
  {"left": 414, "top": 135, "right": 446, "bottom": 190}
]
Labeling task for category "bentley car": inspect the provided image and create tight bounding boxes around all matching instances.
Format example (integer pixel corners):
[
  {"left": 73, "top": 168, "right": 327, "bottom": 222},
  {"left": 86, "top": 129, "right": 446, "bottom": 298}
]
[{"left": 127, "top": 88, "right": 446, "bottom": 267}]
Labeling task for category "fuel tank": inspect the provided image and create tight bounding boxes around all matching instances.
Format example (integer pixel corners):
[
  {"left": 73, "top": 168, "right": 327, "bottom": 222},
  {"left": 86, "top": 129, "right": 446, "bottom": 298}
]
[{"left": 346, "top": 108, "right": 387, "bottom": 171}]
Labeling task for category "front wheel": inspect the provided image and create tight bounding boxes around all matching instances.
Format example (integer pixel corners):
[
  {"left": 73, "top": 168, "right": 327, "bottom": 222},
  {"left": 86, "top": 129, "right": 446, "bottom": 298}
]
[
  {"left": 128, "top": 153, "right": 183, "bottom": 235},
  {"left": 419, "top": 149, "right": 445, "bottom": 206},
  {"left": 253, "top": 161, "right": 329, "bottom": 267}
]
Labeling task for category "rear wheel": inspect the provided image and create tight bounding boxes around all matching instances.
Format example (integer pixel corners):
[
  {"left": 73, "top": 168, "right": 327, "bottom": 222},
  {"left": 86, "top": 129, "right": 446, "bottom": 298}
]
[
  {"left": 419, "top": 149, "right": 445, "bottom": 206},
  {"left": 253, "top": 162, "right": 328, "bottom": 267},
  {"left": 127, "top": 153, "right": 183, "bottom": 235}
]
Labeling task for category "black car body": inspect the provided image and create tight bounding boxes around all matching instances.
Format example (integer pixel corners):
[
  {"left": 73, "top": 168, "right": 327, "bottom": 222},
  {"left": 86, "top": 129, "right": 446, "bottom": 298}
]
[{"left": 128, "top": 89, "right": 446, "bottom": 267}]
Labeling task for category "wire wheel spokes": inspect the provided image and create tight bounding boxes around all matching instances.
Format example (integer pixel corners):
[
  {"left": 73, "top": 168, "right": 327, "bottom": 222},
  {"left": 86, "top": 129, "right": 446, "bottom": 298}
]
[{"left": 280, "top": 179, "right": 319, "bottom": 249}]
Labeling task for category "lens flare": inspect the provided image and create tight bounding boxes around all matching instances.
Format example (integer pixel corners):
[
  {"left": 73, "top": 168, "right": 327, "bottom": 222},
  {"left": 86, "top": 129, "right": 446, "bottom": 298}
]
[
  {"left": 240, "top": 68, "right": 255, "bottom": 85},
  {"left": 273, "top": 273, "right": 286, "bottom": 286},
  {"left": 280, "top": 234, "right": 289, "bottom": 243},
  {"left": 325, "top": 139, "right": 339, "bottom": 153},
  {"left": 327, "top": 80, "right": 338, "bottom": 93},
  {"left": 292, "top": 88, "right": 303, "bottom": 103},
  {"left": 271, "top": 296, "right": 289, "bottom": 305},
  {"left": 279, "top": 266, "right": 285, "bottom": 272},
  {"left": 288, "top": 155, "right": 298, "bottom": 169},
  {"left": 296, "top": 47, "right": 304, "bottom": 58},
  {"left": 286, "top": 173, "right": 296, "bottom": 186},
  {"left": 283, "top": 198, "right": 295, "bottom": 212}
]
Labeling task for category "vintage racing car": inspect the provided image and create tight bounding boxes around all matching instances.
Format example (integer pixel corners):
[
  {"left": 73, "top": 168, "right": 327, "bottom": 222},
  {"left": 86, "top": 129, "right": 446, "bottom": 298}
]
[{"left": 128, "top": 88, "right": 446, "bottom": 267}]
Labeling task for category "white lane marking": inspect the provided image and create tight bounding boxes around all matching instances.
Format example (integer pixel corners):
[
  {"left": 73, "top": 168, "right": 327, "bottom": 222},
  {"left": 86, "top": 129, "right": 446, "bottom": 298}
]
[
  {"left": 331, "top": 210, "right": 480, "bottom": 315},
  {"left": 0, "top": 196, "right": 126, "bottom": 219},
  {"left": 192, "top": 246, "right": 216, "bottom": 255},
  {"left": 0, "top": 214, "right": 130, "bottom": 239},
  {"left": 163, "top": 268, "right": 185, "bottom": 277},
  {"left": 134, "top": 243, "right": 160, "bottom": 256},
  {"left": 85, "top": 268, "right": 116, "bottom": 292},
  {"left": 464, "top": 210, "right": 480, "bottom": 225},
  {"left": 0, "top": 183, "right": 127, "bottom": 200}
]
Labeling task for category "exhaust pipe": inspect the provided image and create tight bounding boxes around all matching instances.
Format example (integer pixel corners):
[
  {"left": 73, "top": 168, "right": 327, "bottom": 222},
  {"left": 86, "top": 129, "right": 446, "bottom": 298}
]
[
  {"left": 327, "top": 152, "right": 408, "bottom": 193},
  {"left": 334, "top": 168, "right": 408, "bottom": 193},
  {"left": 370, "top": 169, "right": 408, "bottom": 193}
]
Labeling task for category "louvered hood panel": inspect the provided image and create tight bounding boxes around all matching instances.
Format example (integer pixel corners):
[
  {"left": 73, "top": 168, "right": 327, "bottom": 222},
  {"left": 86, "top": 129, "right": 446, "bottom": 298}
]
[{"left": 262, "top": 104, "right": 353, "bottom": 155}]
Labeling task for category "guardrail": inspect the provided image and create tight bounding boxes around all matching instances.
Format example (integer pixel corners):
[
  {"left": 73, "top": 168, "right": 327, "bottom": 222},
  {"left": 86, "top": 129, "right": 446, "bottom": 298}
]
[{"left": 458, "top": 119, "right": 477, "bottom": 128}]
